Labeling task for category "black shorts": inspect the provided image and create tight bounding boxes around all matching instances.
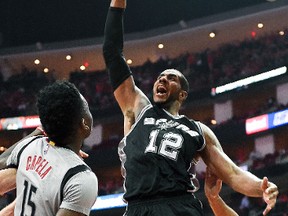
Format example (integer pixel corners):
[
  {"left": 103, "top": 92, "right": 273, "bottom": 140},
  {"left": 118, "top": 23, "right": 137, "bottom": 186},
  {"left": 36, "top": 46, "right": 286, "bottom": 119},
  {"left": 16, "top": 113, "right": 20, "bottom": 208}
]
[{"left": 124, "top": 194, "right": 204, "bottom": 216}]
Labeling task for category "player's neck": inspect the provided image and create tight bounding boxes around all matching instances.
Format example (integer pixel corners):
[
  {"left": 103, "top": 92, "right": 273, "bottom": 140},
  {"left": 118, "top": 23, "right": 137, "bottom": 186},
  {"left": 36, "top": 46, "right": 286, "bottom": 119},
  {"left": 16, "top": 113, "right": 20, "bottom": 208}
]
[
  {"left": 163, "top": 102, "right": 181, "bottom": 116},
  {"left": 64, "top": 144, "right": 81, "bottom": 155},
  {"left": 163, "top": 108, "right": 179, "bottom": 117}
]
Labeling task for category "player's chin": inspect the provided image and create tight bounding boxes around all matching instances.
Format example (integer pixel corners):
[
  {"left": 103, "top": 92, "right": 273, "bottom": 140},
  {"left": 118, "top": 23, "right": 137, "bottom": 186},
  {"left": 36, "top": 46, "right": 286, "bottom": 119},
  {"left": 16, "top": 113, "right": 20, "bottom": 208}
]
[
  {"left": 153, "top": 99, "right": 169, "bottom": 108},
  {"left": 153, "top": 96, "right": 166, "bottom": 104}
]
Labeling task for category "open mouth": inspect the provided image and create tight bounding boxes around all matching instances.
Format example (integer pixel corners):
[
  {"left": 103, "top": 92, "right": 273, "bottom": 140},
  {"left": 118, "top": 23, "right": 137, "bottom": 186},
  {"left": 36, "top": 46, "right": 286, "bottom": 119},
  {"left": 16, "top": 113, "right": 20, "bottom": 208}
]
[{"left": 156, "top": 86, "right": 167, "bottom": 96}]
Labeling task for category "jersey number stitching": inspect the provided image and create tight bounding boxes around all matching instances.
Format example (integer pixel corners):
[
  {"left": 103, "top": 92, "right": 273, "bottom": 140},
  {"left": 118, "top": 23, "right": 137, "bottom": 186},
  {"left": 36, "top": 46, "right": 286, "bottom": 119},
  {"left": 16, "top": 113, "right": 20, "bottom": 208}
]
[
  {"left": 20, "top": 180, "right": 37, "bottom": 216},
  {"left": 145, "top": 130, "right": 183, "bottom": 161}
]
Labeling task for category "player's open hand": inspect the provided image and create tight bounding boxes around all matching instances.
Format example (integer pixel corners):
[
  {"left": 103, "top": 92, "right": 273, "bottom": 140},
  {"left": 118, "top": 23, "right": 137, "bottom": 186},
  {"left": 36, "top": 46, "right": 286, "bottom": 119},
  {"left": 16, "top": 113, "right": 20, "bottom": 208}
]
[{"left": 261, "top": 176, "right": 278, "bottom": 215}]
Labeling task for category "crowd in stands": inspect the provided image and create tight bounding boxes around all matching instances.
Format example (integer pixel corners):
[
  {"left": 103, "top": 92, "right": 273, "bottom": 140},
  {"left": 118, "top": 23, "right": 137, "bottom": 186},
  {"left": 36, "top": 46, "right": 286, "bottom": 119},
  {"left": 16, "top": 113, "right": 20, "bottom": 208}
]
[
  {"left": 0, "top": 29, "right": 288, "bottom": 214},
  {"left": 0, "top": 67, "right": 55, "bottom": 118},
  {"left": 0, "top": 29, "right": 288, "bottom": 120}
]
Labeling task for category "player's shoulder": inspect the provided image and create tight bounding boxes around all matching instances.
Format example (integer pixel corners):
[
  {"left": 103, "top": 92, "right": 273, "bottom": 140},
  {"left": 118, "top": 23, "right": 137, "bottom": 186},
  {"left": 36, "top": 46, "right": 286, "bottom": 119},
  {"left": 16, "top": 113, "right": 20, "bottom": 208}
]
[
  {"left": 63, "top": 164, "right": 98, "bottom": 195},
  {"left": 18, "top": 135, "right": 44, "bottom": 147},
  {"left": 11, "top": 136, "right": 43, "bottom": 155},
  {"left": 7, "top": 136, "right": 45, "bottom": 167}
]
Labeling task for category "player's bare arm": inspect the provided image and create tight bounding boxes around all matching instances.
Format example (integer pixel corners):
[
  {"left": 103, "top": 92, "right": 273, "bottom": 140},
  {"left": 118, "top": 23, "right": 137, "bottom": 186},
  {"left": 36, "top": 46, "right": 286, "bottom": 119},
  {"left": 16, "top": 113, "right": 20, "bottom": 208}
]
[
  {"left": 205, "top": 168, "right": 239, "bottom": 216},
  {"left": 199, "top": 122, "right": 278, "bottom": 214},
  {"left": 0, "top": 128, "right": 44, "bottom": 169},
  {"left": 0, "top": 168, "right": 16, "bottom": 195},
  {"left": 0, "top": 198, "right": 16, "bottom": 216},
  {"left": 114, "top": 79, "right": 150, "bottom": 134}
]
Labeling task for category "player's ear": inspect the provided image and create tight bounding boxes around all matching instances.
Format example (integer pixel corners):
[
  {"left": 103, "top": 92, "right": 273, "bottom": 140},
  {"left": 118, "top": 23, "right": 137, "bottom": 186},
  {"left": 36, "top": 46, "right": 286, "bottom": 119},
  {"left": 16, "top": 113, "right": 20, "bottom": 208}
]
[
  {"left": 179, "top": 90, "right": 188, "bottom": 101},
  {"left": 81, "top": 118, "right": 91, "bottom": 137}
]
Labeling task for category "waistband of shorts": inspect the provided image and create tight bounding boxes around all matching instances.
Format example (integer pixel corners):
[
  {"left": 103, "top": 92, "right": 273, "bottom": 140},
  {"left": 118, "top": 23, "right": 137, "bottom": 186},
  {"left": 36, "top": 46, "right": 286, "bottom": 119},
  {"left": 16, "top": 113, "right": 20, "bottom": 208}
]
[{"left": 127, "top": 193, "right": 197, "bottom": 207}]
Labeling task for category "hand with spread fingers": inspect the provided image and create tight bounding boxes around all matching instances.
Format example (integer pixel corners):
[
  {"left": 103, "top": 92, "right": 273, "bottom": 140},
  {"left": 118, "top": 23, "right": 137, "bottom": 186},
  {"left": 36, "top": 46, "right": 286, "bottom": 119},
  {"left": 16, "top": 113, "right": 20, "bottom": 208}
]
[{"left": 261, "top": 177, "right": 278, "bottom": 215}]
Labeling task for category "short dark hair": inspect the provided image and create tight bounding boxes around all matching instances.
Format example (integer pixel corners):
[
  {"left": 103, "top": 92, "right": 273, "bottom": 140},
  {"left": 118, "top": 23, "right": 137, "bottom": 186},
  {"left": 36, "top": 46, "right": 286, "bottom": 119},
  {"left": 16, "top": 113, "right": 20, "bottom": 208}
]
[
  {"left": 161, "top": 69, "right": 190, "bottom": 93},
  {"left": 37, "top": 80, "right": 84, "bottom": 146},
  {"left": 179, "top": 73, "right": 189, "bottom": 93}
]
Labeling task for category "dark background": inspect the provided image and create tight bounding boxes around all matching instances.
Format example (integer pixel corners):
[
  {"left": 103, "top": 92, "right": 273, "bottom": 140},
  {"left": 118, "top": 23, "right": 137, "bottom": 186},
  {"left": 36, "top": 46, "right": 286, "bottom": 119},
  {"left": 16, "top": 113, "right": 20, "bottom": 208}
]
[{"left": 0, "top": 0, "right": 264, "bottom": 48}]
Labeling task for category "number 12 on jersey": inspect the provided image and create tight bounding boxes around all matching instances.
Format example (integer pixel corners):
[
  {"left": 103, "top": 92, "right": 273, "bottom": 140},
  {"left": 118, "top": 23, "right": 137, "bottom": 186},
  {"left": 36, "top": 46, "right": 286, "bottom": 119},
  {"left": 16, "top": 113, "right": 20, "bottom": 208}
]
[{"left": 144, "top": 129, "right": 183, "bottom": 161}]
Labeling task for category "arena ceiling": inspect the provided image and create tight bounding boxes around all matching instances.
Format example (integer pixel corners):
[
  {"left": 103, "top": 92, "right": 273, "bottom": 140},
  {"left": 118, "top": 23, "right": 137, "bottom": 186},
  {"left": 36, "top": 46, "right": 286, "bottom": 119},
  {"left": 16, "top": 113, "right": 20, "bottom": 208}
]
[
  {"left": 0, "top": 0, "right": 287, "bottom": 79},
  {"left": 0, "top": 0, "right": 266, "bottom": 47}
]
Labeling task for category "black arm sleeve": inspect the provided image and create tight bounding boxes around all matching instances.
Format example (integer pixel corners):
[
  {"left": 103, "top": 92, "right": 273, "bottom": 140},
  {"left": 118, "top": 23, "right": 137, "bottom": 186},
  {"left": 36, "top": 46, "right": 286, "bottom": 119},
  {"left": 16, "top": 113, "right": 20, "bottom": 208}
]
[{"left": 103, "top": 7, "right": 132, "bottom": 91}]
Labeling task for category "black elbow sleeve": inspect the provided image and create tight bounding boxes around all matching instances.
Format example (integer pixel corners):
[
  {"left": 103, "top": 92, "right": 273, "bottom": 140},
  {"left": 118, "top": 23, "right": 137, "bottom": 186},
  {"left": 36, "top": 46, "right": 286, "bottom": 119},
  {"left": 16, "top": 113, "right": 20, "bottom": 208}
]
[{"left": 103, "top": 7, "right": 132, "bottom": 91}]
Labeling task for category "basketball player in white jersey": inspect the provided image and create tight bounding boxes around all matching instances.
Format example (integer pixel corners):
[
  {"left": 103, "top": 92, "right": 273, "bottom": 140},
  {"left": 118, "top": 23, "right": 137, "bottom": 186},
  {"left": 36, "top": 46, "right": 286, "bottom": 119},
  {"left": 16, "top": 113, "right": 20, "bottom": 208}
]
[{"left": 0, "top": 80, "right": 98, "bottom": 216}]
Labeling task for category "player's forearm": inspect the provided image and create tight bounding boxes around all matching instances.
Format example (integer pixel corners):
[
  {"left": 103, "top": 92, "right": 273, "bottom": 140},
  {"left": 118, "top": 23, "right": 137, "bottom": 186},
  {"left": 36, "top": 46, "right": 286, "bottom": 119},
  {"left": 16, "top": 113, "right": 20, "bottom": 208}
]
[
  {"left": 228, "top": 169, "right": 263, "bottom": 197},
  {"left": 0, "top": 199, "right": 15, "bottom": 216},
  {"left": 203, "top": 151, "right": 262, "bottom": 197},
  {"left": 207, "top": 195, "right": 239, "bottom": 216},
  {"left": 0, "top": 143, "right": 19, "bottom": 169},
  {"left": 0, "top": 168, "right": 16, "bottom": 195},
  {"left": 0, "top": 128, "right": 43, "bottom": 169}
]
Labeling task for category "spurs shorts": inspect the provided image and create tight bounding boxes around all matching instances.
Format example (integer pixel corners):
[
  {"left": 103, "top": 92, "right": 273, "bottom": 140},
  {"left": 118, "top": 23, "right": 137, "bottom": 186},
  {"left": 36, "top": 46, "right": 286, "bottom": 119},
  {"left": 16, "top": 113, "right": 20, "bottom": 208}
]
[{"left": 124, "top": 194, "right": 204, "bottom": 216}]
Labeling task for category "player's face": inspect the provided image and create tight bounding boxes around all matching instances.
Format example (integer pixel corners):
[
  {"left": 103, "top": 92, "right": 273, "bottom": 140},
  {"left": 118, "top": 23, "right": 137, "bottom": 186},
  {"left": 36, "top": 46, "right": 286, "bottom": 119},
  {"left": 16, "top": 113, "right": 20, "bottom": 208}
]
[{"left": 153, "top": 69, "right": 183, "bottom": 106}]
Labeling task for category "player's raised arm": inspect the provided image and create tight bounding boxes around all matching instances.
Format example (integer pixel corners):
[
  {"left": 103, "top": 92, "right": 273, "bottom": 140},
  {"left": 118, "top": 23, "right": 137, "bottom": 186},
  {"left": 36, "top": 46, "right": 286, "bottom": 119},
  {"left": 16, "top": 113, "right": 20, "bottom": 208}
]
[{"left": 103, "top": 0, "right": 150, "bottom": 132}]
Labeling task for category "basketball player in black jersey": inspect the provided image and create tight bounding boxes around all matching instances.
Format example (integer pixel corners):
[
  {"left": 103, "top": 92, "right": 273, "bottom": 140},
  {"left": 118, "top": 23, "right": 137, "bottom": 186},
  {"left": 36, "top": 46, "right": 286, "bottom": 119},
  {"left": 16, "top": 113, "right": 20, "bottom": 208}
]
[{"left": 103, "top": 0, "right": 278, "bottom": 215}]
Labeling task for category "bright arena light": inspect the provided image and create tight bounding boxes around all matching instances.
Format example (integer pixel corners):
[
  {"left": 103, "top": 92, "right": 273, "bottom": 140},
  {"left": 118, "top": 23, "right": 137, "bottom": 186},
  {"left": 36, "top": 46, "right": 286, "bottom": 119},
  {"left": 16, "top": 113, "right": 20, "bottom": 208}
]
[
  {"left": 257, "top": 23, "right": 264, "bottom": 29},
  {"left": 211, "top": 66, "right": 287, "bottom": 95},
  {"left": 43, "top": 68, "right": 49, "bottom": 73},
  {"left": 158, "top": 43, "right": 164, "bottom": 49},
  {"left": 80, "top": 65, "right": 86, "bottom": 71},
  {"left": 209, "top": 32, "right": 216, "bottom": 38},
  {"left": 66, "top": 55, "right": 72, "bottom": 60},
  {"left": 34, "top": 59, "right": 40, "bottom": 65},
  {"left": 127, "top": 59, "right": 132, "bottom": 64}
]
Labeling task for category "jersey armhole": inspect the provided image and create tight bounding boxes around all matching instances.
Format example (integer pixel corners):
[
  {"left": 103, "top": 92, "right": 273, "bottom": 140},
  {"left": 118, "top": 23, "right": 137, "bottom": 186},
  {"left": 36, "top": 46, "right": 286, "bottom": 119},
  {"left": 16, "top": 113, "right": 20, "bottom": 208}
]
[
  {"left": 60, "top": 164, "right": 90, "bottom": 201},
  {"left": 194, "top": 121, "right": 206, "bottom": 152}
]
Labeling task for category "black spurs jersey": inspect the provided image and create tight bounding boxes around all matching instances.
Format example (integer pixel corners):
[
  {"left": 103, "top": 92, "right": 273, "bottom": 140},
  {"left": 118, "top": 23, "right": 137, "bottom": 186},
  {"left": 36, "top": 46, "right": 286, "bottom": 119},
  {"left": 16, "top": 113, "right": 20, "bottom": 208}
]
[{"left": 118, "top": 104, "right": 205, "bottom": 202}]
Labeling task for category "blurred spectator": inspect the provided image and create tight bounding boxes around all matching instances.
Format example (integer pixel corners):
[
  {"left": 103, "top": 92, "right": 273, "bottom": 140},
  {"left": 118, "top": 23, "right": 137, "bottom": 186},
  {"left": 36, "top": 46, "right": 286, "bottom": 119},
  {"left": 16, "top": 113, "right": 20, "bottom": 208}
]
[{"left": 239, "top": 196, "right": 250, "bottom": 215}]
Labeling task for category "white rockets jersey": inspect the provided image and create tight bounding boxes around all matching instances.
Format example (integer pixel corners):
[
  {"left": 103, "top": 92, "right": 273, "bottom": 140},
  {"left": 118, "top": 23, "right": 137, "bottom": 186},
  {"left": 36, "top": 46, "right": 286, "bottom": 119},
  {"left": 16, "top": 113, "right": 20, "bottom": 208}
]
[{"left": 7, "top": 136, "right": 98, "bottom": 216}]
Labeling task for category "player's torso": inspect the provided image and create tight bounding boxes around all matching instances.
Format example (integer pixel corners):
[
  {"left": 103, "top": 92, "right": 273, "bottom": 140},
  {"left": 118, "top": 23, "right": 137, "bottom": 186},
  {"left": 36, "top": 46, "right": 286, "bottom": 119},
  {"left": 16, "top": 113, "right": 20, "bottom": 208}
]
[
  {"left": 119, "top": 105, "right": 204, "bottom": 201},
  {"left": 15, "top": 138, "right": 85, "bottom": 216}
]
